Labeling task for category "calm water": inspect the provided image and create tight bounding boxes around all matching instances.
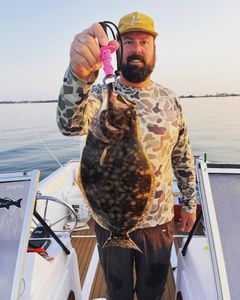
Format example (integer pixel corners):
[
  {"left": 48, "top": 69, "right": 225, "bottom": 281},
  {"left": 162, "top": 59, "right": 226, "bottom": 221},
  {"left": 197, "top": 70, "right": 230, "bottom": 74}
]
[{"left": 0, "top": 97, "right": 239, "bottom": 180}]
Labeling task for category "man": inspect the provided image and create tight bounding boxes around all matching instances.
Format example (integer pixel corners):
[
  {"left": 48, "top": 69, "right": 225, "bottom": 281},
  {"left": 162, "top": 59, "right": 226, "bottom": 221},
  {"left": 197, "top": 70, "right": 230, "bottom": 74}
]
[{"left": 57, "top": 11, "right": 196, "bottom": 300}]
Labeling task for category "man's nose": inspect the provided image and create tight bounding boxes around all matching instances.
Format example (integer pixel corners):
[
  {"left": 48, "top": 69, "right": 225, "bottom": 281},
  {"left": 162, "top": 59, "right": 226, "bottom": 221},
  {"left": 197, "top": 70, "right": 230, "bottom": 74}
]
[{"left": 132, "top": 42, "right": 143, "bottom": 54}]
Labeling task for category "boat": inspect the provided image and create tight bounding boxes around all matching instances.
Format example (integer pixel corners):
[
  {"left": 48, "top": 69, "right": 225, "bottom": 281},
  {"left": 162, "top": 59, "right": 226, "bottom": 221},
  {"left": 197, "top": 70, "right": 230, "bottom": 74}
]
[
  {"left": 1, "top": 158, "right": 239, "bottom": 300},
  {"left": 176, "top": 161, "right": 240, "bottom": 300}
]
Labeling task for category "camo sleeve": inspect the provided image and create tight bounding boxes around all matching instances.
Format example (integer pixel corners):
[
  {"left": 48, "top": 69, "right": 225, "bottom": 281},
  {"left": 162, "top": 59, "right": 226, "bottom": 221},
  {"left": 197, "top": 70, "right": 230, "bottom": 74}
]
[
  {"left": 56, "top": 67, "right": 101, "bottom": 136},
  {"left": 171, "top": 97, "right": 197, "bottom": 214}
]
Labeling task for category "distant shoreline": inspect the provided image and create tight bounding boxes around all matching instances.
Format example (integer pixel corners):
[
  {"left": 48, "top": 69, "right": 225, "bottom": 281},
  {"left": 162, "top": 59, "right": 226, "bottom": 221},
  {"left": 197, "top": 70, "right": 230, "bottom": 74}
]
[
  {"left": 0, "top": 94, "right": 239, "bottom": 104},
  {"left": 179, "top": 93, "right": 240, "bottom": 99},
  {"left": 0, "top": 100, "right": 58, "bottom": 104}
]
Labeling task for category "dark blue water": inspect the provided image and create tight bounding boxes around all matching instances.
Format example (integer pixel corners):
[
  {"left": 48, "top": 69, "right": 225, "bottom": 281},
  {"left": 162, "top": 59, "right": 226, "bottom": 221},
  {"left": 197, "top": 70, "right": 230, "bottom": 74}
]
[{"left": 0, "top": 98, "right": 239, "bottom": 180}]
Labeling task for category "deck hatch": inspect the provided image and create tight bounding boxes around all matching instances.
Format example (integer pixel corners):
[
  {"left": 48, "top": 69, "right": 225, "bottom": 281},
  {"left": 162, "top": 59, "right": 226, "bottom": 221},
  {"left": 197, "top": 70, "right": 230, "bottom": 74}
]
[
  {"left": 197, "top": 162, "right": 240, "bottom": 300},
  {"left": 0, "top": 170, "right": 39, "bottom": 300}
]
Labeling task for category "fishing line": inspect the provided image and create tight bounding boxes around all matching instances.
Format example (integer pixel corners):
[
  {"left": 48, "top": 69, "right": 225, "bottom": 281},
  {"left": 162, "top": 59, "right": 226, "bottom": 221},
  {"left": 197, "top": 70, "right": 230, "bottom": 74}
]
[
  {"left": 17, "top": 108, "right": 79, "bottom": 186},
  {"left": 17, "top": 110, "right": 92, "bottom": 224},
  {"left": 30, "top": 129, "right": 67, "bottom": 173},
  {"left": 29, "top": 128, "right": 80, "bottom": 187}
]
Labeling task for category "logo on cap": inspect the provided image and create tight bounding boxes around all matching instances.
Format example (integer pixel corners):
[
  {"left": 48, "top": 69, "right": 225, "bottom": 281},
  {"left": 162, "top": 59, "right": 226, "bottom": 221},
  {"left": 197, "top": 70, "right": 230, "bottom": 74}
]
[{"left": 131, "top": 14, "right": 141, "bottom": 25}]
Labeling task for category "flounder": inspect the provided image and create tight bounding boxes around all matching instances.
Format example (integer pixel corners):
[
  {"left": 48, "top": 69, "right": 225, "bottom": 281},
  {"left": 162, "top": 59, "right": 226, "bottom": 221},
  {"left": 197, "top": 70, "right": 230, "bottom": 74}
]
[{"left": 78, "top": 89, "right": 156, "bottom": 251}]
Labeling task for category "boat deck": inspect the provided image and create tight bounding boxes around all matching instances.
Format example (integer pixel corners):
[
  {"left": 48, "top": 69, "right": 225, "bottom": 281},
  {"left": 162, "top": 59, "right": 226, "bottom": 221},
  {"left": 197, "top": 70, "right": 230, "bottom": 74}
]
[{"left": 71, "top": 219, "right": 204, "bottom": 300}]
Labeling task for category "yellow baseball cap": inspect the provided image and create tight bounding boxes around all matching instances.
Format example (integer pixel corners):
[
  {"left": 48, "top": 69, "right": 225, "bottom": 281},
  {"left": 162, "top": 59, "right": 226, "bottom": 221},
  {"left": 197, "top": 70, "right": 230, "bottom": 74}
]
[{"left": 118, "top": 11, "right": 158, "bottom": 37}]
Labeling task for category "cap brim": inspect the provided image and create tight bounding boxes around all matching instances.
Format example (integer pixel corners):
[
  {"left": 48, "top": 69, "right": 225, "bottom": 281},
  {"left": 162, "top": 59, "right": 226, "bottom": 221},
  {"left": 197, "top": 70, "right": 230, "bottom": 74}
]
[{"left": 120, "top": 28, "right": 158, "bottom": 37}]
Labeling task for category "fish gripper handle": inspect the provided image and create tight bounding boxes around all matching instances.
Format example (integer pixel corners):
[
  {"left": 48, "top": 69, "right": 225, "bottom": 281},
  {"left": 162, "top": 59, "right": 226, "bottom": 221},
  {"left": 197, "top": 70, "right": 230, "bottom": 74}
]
[{"left": 100, "top": 45, "right": 116, "bottom": 78}]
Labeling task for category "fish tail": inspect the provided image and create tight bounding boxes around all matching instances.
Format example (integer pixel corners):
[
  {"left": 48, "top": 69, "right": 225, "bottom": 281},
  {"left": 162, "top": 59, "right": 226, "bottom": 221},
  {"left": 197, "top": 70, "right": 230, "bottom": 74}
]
[
  {"left": 103, "top": 235, "right": 142, "bottom": 253},
  {"left": 15, "top": 198, "right": 22, "bottom": 208}
]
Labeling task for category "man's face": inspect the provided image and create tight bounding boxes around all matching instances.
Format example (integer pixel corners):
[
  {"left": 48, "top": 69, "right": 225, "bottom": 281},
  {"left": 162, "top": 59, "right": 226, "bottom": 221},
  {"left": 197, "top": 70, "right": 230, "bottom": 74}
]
[{"left": 120, "top": 32, "right": 156, "bottom": 83}]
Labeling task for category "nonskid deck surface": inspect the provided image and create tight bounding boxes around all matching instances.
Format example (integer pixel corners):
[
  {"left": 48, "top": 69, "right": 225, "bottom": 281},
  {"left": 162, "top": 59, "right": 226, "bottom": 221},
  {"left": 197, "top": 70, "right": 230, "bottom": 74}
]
[{"left": 71, "top": 219, "right": 204, "bottom": 300}]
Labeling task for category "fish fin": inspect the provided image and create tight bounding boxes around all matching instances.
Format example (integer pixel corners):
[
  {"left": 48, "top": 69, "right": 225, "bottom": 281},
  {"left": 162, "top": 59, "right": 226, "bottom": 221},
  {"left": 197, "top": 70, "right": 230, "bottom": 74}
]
[
  {"left": 15, "top": 198, "right": 22, "bottom": 208},
  {"left": 103, "top": 236, "right": 142, "bottom": 253},
  {"left": 5, "top": 204, "right": 10, "bottom": 209},
  {"left": 99, "top": 147, "right": 109, "bottom": 166}
]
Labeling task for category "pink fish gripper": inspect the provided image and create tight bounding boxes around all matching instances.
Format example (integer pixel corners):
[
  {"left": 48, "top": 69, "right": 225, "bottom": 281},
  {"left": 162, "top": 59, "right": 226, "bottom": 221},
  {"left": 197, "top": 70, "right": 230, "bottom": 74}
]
[{"left": 100, "top": 45, "right": 117, "bottom": 86}]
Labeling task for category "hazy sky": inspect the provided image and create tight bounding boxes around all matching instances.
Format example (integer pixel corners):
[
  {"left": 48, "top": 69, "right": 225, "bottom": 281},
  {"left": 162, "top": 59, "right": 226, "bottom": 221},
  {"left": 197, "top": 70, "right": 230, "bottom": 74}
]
[{"left": 1, "top": 0, "right": 239, "bottom": 100}]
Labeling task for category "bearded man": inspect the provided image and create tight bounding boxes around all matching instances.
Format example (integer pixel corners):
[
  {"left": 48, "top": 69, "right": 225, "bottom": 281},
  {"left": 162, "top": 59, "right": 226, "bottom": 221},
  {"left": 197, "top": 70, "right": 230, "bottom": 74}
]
[{"left": 57, "top": 11, "right": 196, "bottom": 300}]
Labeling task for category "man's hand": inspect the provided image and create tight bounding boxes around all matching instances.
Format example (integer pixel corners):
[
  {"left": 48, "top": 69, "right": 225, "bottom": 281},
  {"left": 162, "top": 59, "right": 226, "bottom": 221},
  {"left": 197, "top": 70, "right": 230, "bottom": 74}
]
[
  {"left": 179, "top": 210, "right": 196, "bottom": 232},
  {"left": 70, "top": 23, "right": 119, "bottom": 81}
]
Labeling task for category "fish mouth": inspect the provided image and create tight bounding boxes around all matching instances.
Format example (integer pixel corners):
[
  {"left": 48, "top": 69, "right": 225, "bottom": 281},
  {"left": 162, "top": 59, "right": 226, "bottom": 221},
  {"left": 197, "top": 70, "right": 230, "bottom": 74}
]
[
  {"left": 108, "top": 92, "right": 136, "bottom": 110},
  {"left": 114, "top": 93, "right": 136, "bottom": 108}
]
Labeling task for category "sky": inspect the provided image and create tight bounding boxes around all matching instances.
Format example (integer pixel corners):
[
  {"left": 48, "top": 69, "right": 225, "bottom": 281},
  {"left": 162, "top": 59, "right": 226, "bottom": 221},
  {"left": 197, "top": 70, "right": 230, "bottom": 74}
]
[{"left": 1, "top": 0, "right": 240, "bottom": 100}]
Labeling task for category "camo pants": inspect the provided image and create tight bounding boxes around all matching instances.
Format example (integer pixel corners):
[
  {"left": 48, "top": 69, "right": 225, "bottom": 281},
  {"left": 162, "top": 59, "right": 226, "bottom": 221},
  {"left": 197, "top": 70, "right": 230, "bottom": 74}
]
[{"left": 95, "top": 220, "right": 174, "bottom": 300}]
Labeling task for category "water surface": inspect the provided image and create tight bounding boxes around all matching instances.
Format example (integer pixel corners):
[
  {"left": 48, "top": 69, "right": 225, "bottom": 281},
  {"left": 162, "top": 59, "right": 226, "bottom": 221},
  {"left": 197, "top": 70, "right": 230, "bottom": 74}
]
[{"left": 0, "top": 97, "right": 239, "bottom": 179}]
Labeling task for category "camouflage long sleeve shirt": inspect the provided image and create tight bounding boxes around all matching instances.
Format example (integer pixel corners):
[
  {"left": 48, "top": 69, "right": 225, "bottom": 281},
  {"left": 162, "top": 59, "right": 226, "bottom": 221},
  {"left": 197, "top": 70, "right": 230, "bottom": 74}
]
[{"left": 57, "top": 67, "right": 197, "bottom": 227}]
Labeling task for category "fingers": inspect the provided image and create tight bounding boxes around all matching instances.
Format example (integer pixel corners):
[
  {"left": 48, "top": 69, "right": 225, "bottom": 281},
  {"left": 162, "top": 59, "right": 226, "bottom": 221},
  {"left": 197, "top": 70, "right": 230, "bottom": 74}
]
[
  {"left": 182, "top": 219, "right": 193, "bottom": 232},
  {"left": 70, "top": 23, "right": 109, "bottom": 80},
  {"left": 86, "top": 23, "right": 109, "bottom": 46},
  {"left": 179, "top": 217, "right": 187, "bottom": 232},
  {"left": 109, "top": 39, "right": 119, "bottom": 51},
  {"left": 179, "top": 211, "right": 196, "bottom": 232},
  {"left": 70, "top": 38, "right": 99, "bottom": 72}
]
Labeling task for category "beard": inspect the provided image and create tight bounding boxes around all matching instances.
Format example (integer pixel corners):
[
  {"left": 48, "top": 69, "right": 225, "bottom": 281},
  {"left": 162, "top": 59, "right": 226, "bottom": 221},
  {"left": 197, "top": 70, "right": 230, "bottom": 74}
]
[{"left": 120, "top": 53, "right": 155, "bottom": 83}]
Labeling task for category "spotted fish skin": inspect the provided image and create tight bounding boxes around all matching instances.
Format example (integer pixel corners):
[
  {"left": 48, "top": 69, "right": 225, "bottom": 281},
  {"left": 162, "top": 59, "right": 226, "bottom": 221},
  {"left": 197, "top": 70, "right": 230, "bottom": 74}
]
[{"left": 79, "top": 90, "right": 156, "bottom": 251}]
